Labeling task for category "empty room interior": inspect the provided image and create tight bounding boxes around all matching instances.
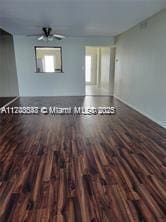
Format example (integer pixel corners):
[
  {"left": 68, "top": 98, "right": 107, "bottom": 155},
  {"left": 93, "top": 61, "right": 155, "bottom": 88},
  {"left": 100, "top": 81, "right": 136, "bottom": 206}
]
[{"left": 0, "top": 0, "right": 166, "bottom": 221}]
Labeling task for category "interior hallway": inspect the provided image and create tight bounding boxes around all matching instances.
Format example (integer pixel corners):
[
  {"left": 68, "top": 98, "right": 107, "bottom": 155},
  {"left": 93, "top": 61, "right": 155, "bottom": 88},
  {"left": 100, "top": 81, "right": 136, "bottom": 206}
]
[
  {"left": 86, "top": 85, "right": 112, "bottom": 96},
  {"left": 85, "top": 46, "right": 115, "bottom": 96}
]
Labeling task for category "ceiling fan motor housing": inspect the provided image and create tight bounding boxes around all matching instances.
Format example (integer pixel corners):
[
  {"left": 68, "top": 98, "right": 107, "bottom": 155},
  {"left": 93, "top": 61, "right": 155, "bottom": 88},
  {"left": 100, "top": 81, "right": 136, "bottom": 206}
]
[{"left": 43, "top": 27, "right": 52, "bottom": 37}]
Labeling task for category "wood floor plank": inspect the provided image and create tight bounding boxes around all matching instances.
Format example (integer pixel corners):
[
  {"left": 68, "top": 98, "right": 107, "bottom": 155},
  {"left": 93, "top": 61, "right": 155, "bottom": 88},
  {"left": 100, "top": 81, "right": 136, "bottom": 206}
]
[{"left": 0, "top": 96, "right": 165, "bottom": 222}]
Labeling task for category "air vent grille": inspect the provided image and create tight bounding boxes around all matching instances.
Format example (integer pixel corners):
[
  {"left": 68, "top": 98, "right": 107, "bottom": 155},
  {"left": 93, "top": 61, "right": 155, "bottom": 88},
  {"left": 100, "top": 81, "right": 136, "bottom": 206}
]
[{"left": 140, "top": 21, "right": 148, "bottom": 29}]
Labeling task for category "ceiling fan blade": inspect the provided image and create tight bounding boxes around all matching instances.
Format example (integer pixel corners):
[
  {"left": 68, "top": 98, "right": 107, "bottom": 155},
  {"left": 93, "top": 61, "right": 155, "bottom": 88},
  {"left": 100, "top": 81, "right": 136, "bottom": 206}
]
[
  {"left": 38, "top": 36, "right": 44, "bottom": 40},
  {"left": 53, "top": 34, "right": 65, "bottom": 39},
  {"left": 26, "top": 34, "right": 42, "bottom": 37}
]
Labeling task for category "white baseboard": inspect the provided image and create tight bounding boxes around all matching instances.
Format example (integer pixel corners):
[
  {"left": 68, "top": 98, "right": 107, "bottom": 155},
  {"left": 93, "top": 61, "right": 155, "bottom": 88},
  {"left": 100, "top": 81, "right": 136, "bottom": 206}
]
[{"left": 0, "top": 97, "right": 19, "bottom": 108}]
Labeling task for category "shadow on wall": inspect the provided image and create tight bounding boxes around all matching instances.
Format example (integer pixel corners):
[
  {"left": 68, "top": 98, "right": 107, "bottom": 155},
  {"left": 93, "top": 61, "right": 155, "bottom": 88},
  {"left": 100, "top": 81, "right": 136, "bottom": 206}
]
[{"left": 0, "top": 28, "right": 19, "bottom": 97}]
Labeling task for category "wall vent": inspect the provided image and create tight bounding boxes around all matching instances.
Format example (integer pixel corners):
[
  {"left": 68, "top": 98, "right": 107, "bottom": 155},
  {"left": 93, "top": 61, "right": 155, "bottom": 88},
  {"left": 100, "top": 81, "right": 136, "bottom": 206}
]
[{"left": 140, "top": 21, "right": 148, "bottom": 29}]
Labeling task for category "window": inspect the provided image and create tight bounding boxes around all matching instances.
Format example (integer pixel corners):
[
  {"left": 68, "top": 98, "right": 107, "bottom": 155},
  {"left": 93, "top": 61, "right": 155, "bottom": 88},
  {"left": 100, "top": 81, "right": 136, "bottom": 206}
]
[
  {"left": 86, "top": 55, "right": 92, "bottom": 82},
  {"left": 35, "top": 47, "right": 63, "bottom": 73},
  {"left": 44, "top": 55, "right": 54, "bottom": 72}
]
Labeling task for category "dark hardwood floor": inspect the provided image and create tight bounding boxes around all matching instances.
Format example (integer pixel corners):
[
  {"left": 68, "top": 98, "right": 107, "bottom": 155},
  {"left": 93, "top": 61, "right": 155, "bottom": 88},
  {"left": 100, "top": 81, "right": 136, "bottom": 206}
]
[
  {"left": 0, "top": 97, "right": 16, "bottom": 108},
  {"left": 0, "top": 96, "right": 165, "bottom": 222}
]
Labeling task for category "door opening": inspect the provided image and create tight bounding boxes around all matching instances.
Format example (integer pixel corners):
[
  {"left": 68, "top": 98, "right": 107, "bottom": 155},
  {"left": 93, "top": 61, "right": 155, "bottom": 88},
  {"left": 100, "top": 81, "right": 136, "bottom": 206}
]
[{"left": 85, "top": 46, "right": 114, "bottom": 96}]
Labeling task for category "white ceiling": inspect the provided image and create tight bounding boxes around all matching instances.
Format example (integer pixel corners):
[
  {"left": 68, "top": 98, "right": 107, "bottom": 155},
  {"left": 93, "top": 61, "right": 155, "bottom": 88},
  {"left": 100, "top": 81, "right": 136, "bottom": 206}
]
[{"left": 0, "top": 0, "right": 166, "bottom": 37}]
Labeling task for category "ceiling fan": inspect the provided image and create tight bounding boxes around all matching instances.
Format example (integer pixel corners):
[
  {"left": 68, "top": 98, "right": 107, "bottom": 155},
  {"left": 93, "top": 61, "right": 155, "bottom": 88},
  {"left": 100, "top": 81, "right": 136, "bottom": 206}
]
[{"left": 28, "top": 27, "right": 65, "bottom": 41}]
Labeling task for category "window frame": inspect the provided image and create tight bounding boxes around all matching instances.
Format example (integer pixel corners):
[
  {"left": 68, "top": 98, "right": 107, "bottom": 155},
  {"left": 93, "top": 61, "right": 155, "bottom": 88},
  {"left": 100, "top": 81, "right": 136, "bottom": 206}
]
[{"left": 35, "top": 46, "right": 63, "bottom": 73}]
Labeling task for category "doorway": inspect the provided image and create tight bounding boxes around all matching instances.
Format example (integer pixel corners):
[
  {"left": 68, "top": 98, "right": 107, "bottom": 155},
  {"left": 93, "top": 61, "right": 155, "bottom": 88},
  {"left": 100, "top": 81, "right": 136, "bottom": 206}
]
[
  {"left": 85, "top": 46, "right": 115, "bottom": 96},
  {"left": 85, "top": 47, "right": 98, "bottom": 85}
]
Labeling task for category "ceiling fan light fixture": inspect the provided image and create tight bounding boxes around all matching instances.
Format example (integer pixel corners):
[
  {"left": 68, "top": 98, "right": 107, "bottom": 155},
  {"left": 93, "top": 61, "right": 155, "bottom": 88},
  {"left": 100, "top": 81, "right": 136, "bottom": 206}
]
[
  {"left": 43, "top": 36, "right": 48, "bottom": 42},
  {"left": 34, "top": 27, "right": 66, "bottom": 41},
  {"left": 48, "top": 36, "right": 53, "bottom": 41},
  {"left": 38, "top": 36, "right": 44, "bottom": 41}
]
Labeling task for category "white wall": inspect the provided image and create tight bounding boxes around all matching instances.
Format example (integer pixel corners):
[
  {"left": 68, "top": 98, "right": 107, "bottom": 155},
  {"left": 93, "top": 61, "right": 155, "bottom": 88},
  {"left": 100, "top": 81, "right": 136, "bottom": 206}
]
[
  {"left": 14, "top": 36, "right": 114, "bottom": 96},
  {"left": 0, "top": 33, "right": 19, "bottom": 97},
  {"left": 110, "top": 47, "right": 116, "bottom": 96},
  {"left": 100, "top": 47, "right": 111, "bottom": 89},
  {"left": 114, "top": 9, "right": 166, "bottom": 128}
]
